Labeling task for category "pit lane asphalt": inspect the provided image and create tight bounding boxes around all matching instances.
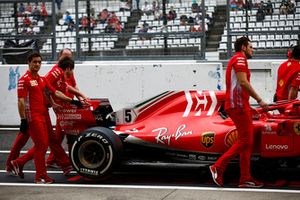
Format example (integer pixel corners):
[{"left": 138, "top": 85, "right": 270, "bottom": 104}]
[{"left": 1, "top": 129, "right": 300, "bottom": 200}]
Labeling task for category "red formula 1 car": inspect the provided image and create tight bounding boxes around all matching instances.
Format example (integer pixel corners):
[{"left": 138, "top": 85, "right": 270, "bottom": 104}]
[{"left": 56, "top": 91, "right": 300, "bottom": 179}]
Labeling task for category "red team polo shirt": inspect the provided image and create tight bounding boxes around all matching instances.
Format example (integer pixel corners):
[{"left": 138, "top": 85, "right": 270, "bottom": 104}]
[
  {"left": 276, "top": 59, "right": 300, "bottom": 101},
  {"left": 225, "top": 52, "right": 251, "bottom": 111},
  {"left": 18, "top": 70, "right": 56, "bottom": 121},
  {"left": 45, "top": 64, "right": 66, "bottom": 92},
  {"left": 45, "top": 64, "right": 76, "bottom": 103}
]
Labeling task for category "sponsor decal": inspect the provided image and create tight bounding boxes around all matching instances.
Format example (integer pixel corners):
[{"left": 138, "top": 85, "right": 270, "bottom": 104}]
[
  {"left": 264, "top": 125, "right": 272, "bottom": 132},
  {"left": 57, "top": 113, "right": 82, "bottom": 120},
  {"left": 197, "top": 155, "right": 206, "bottom": 161},
  {"left": 225, "top": 129, "right": 238, "bottom": 147},
  {"left": 265, "top": 144, "right": 289, "bottom": 151},
  {"left": 207, "top": 156, "right": 218, "bottom": 161},
  {"left": 153, "top": 124, "right": 193, "bottom": 145},
  {"left": 279, "top": 79, "right": 284, "bottom": 87},
  {"left": 30, "top": 80, "right": 38, "bottom": 86},
  {"left": 201, "top": 132, "right": 215, "bottom": 148},
  {"left": 86, "top": 132, "right": 109, "bottom": 144},
  {"left": 262, "top": 125, "right": 276, "bottom": 135},
  {"left": 60, "top": 109, "right": 77, "bottom": 113},
  {"left": 59, "top": 121, "right": 74, "bottom": 127},
  {"left": 65, "top": 129, "right": 80, "bottom": 135},
  {"left": 80, "top": 168, "right": 98, "bottom": 175},
  {"left": 165, "top": 152, "right": 189, "bottom": 159},
  {"left": 183, "top": 91, "right": 217, "bottom": 117},
  {"left": 188, "top": 154, "right": 197, "bottom": 160},
  {"left": 293, "top": 122, "right": 300, "bottom": 135}
]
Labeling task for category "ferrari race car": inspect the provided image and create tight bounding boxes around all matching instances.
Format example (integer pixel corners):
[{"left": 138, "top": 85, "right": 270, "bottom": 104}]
[{"left": 56, "top": 91, "right": 300, "bottom": 179}]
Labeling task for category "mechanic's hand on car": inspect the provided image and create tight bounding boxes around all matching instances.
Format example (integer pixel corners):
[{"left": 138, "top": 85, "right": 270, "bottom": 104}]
[
  {"left": 70, "top": 99, "right": 83, "bottom": 108},
  {"left": 52, "top": 102, "right": 63, "bottom": 111},
  {"left": 20, "top": 119, "right": 28, "bottom": 134},
  {"left": 78, "top": 96, "right": 90, "bottom": 104},
  {"left": 258, "top": 99, "right": 268, "bottom": 112}
]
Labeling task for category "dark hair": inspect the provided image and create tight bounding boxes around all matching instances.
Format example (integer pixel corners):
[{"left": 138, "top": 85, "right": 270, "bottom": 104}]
[
  {"left": 234, "top": 36, "right": 251, "bottom": 52},
  {"left": 58, "top": 56, "right": 74, "bottom": 70},
  {"left": 27, "top": 52, "right": 42, "bottom": 62},
  {"left": 292, "top": 45, "right": 300, "bottom": 60}
]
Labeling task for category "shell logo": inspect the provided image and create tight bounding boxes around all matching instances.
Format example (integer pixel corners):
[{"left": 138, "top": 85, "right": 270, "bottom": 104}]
[
  {"left": 293, "top": 122, "right": 300, "bottom": 135},
  {"left": 225, "top": 129, "right": 238, "bottom": 147}
]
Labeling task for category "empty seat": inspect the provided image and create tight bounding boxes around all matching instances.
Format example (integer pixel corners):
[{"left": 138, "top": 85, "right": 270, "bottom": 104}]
[
  {"left": 266, "top": 41, "right": 274, "bottom": 48},
  {"left": 274, "top": 41, "right": 282, "bottom": 47}
]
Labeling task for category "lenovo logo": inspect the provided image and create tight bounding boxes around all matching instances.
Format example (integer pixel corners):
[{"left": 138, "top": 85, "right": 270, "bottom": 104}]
[{"left": 265, "top": 144, "right": 289, "bottom": 151}]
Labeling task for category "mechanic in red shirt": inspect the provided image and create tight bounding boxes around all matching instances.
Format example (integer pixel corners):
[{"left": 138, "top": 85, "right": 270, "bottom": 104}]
[
  {"left": 210, "top": 36, "right": 268, "bottom": 188},
  {"left": 9, "top": 53, "right": 81, "bottom": 183},
  {"left": 275, "top": 45, "right": 300, "bottom": 102},
  {"left": 5, "top": 49, "right": 85, "bottom": 175},
  {"left": 46, "top": 49, "right": 88, "bottom": 168},
  {"left": 6, "top": 48, "right": 76, "bottom": 175}
]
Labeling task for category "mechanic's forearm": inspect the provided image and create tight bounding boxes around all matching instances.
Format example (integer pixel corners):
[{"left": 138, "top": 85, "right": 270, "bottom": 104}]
[
  {"left": 54, "top": 90, "right": 72, "bottom": 102},
  {"left": 18, "top": 98, "right": 26, "bottom": 119},
  {"left": 237, "top": 72, "right": 262, "bottom": 103},
  {"left": 67, "top": 85, "right": 88, "bottom": 99}
]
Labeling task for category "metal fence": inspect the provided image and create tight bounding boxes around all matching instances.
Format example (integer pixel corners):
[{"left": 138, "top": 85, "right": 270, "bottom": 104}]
[
  {"left": 0, "top": 0, "right": 207, "bottom": 62},
  {"left": 0, "top": 0, "right": 299, "bottom": 62}
]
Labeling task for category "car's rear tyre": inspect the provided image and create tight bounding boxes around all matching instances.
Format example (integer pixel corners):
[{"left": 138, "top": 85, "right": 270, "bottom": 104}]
[{"left": 70, "top": 127, "right": 123, "bottom": 179}]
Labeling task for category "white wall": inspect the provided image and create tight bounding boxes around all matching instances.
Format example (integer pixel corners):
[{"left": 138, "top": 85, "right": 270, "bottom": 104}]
[
  {"left": 0, "top": 59, "right": 284, "bottom": 126},
  {"left": 0, "top": 61, "right": 223, "bottom": 126}
]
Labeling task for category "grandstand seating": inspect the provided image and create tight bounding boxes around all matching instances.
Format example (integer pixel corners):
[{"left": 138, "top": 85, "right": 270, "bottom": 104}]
[
  {"left": 40, "top": 7, "right": 130, "bottom": 53},
  {"left": 126, "top": 1, "right": 216, "bottom": 50},
  {"left": 218, "top": 0, "right": 300, "bottom": 52},
  {"left": 1, "top": 0, "right": 299, "bottom": 59},
  {"left": 0, "top": 1, "right": 53, "bottom": 52},
  {"left": 0, "top": 2, "right": 52, "bottom": 35}
]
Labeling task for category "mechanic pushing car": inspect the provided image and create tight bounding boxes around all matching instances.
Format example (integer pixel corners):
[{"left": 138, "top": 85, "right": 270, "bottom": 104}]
[
  {"left": 275, "top": 45, "right": 300, "bottom": 102},
  {"left": 5, "top": 48, "right": 87, "bottom": 175},
  {"left": 46, "top": 48, "right": 88, "bottom": 169},
  {"left": 9, "top": 53, "right": 81, "bottom": 184},
  {"left": 210, "top": 36, "right": 268, "bottom": 188}
]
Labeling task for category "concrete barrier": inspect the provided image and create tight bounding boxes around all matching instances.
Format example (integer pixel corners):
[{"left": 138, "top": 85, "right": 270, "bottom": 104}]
[{"left": 0, "top": 60, "right": 283, "bottom": 125}]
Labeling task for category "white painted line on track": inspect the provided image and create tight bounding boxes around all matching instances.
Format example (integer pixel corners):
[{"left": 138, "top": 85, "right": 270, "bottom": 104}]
[
  {"left": 0, "top": 150, "right": 68, "bottom": 154},
  {"left": 0, "top": 170, "right": 76, "bottom": 174},
  {"left": 0, "top": 127, "right": 56, "bottom": 131},
  {"left": 0, "top": 128, "right": 19, "bottom": 131},
  {"left": 0, "top": 182, "right": 299, "bottom": 194}
]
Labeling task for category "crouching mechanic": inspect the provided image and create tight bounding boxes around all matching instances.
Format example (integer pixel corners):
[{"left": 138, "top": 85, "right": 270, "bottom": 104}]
[
  {"left": 45, "top": 56, "right": 88, "bottom": 168},
  {"left": 275, "top": 45, "right": 300, "bottom": 102},
  {"left": 10, "top": 53, "right": 82, "bottom": 183}
]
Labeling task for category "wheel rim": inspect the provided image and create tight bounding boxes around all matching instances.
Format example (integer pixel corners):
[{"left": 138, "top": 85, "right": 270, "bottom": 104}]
[{"left": 78, "top": 140, "right": 106, "bottom": 169}]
